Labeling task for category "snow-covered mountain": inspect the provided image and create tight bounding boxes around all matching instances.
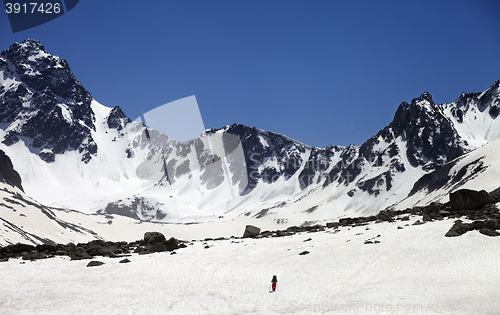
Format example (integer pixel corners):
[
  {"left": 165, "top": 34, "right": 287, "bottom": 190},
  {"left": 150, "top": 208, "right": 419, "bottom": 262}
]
[
  {"left": 1, "top": 39, "right": 499, "bottom": 227},
  {"left": 392, "top": 136, "right": 500, "bottom": 210}
]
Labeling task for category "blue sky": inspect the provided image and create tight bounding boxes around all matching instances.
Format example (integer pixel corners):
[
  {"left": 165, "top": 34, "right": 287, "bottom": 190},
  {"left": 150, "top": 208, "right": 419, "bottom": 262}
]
[{"left": 1, "top": 0, "right": 499, "bottom": 147}]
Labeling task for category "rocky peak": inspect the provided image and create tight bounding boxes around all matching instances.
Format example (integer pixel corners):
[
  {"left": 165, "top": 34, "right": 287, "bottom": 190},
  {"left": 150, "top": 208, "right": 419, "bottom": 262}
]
[
  {"left": 1, "top": 39, "right": 46, "bottom": 63},
  {"left": 1, "top": 39, "right": 94, "bottom": 125},
  {"left": 107, "top": 106, "right": 131, "bottom": 131},
  {"left": 417, "top": 91, "right": 434, "bottom": 105},
  {"left": 382, "top": 92, "right": 467, "bottom": 169},
  {"left": 0, "top": 39, "right": 97, "bottom": 163}
]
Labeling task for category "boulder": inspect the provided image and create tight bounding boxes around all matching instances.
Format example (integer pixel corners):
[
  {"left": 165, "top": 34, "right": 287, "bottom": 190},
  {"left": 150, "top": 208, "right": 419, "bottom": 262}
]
[
  {"left": 146, "top": 243, "right": 166, "bottom": 254},
  {"left": 326, "top": 222, "right": 339, "bottom": 229},
  {"left": 9, "top": 243, "right": 35, "bottom": 253},
  {"left": 445, "top": 219, "right": 499, "bottom": 237},
  {"left": 479, "top": 228, "right": 500, "bottom": 237},
  {"left": 450, "top": 189, "right": 496, "bottom": 211},
  {"left": 484, "top": 219, "right": 500, "bottom": 230},
  {"left": 143, "top": 232, "right": 166, "bottom": 245},
  {"left": 133, "top": 246, "right": 147, "bottom": 254},
  {"left": 444, "top": 229, "right": 461, "bottom": 237},
  {"left": 377, "top": 210, "right": 394, "bottom": 222},
  {"left": 87, "top": 261, "right": 105, "bottom": 267},
  {"left": 438, "top": 210, "right": 451, "bottom": 216},
  {"left": 275, "top": 230, "right": 286, "bottom": 237},
  {"left": 339, "top": 217, "right": 356, "bottom": 226},
  {"left": 164, "top": 237, "right": 179, "bottom": 252},
  {"left": 97, "top": 248, "right": 117, "bottom": 258},
  {"left": 69, "top": 250, "right": 93, "bottom": 261},
  {"left": 22, "top": 251, "right": 47, "bottom": 261},
  {"left": 243, "top": 225, "right": 261, "bottom": 238}
]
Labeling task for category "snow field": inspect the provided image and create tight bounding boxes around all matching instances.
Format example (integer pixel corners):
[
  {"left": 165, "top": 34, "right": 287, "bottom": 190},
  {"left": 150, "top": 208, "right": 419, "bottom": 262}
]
[{"left": 1, "top": 217, "right": 499, "bottom": 315}]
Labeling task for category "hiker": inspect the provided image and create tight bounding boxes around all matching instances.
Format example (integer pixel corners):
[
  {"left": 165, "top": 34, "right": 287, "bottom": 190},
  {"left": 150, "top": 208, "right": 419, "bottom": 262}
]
[{"left": 271, "top": 275, "right": 278, "bottom": 291}]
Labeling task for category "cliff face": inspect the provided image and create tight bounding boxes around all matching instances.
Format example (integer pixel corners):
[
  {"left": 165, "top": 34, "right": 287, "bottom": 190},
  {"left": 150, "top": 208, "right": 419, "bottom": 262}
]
[{"left": 0, "top": 149, "right": 23, "bottom": 192}]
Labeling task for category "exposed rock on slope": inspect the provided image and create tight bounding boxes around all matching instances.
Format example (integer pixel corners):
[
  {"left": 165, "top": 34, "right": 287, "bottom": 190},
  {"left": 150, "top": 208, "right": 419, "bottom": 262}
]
[{"left": 0, "top": 149, "right": 23, "bottom": 192}]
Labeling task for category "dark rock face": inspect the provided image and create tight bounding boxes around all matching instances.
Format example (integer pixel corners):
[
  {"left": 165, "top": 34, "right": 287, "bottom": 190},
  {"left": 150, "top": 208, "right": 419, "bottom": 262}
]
[
  {"left": 242, "top": 225, "right": 261, "bottom": 238},
  {"left": 222, "top": 124, "right": 307, "bottom": 192},
  {"left": 389, "top": 93, "right": 467, "bottom": 170},
  {"left": 0, "top": 39, "right": 97, "bottom": 163},
  {"left": 99, "top": 197, "right": 166, "bottom": 221},
  {"left": 299, "top": 145, "right": 342, "bottom": 189},
  {"left": 0, "top": 150, "right": 23, "bottom": 191},
  {"left": 319, "top": 88, "right": 487, "bottom": 198},
  {"left": 107, "top": 106, "right": 131, "bottom": 131},
  {"left": 450, "top": 189, "right": 496, "bottom": 211}
]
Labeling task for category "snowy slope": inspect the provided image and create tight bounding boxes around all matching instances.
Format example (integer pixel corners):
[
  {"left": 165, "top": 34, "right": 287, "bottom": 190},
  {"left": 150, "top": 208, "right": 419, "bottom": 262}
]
[
  {"left": 441, "top": 83, "right": 500, "bottom": 148},
  {"left": 393, "top": 136, "right": 500, "bottom": 209},
  {"left": 0, "top": 217, "right": 499, "bottom": 315},
  {"left": 0, "top": 178, "right": 310, "bottom": 246}
]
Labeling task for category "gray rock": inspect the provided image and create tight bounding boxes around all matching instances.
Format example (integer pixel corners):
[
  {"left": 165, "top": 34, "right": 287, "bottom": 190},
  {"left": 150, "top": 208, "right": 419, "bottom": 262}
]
[
  {"left": 10, "top": 243, "right": 35, "bottom": 253},
  {"left": 450, "top": 189, "right": 496, "bottom": 211},
  {"left": 243, "top": 225, "right": 261, "bottom": 238},
  {"left": 484, "top": 219, "right": 500, "bottom": 230},
  {"left": 164, "top": 237, "right": 179, "bottom": 252},
  {"left": 326, "top": 222, "right": 339, "bottom": 228},
  {"left": 479, "top": 228, "right": 500, "bottom": 237},
  {"left": 22, "top": 250, "right": 46, "bottom": 260},
  {"left": 146, "top": 243, "right": 166, "bottom": 254},
  {"left": 439, "top": 210, "right": 451, "bottom": 216},
  {"left": 276, "top": 230, "right": 286, "bottom": 237},
  {"left": 143, "top": 232, "right": 166, "bottom": 245},
  {"left": 445, "top": 229, "right": 461, "bottom": 237},
  {"left": 87, "top": 261, "right": 105, "bottom": 267},
  {"left": 69, "top": 250, "right": 93, "bottom": 260}
]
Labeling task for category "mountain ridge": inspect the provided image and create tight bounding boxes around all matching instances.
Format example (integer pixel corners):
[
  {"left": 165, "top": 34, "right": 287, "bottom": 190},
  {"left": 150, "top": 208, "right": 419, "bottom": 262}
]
[{"left": 0, "top": 39, "right": 499, "bottom": 226}]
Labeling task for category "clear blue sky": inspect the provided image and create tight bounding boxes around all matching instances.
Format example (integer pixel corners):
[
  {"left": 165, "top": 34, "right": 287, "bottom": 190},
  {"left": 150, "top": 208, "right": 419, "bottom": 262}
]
[{"left": 1, "top": 0, "right": 499, "bottom": 147}]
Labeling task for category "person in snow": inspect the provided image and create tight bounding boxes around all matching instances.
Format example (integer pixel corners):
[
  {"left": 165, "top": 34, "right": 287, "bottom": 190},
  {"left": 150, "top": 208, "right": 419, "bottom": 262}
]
[{"left": 271, "top": 275, "right": 278, "bottom": 291}]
